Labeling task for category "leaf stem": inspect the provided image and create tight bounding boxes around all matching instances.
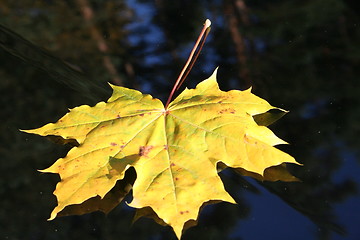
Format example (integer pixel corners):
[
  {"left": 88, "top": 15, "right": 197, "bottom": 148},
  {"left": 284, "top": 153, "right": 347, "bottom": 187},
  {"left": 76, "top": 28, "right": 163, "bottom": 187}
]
[
  {"left": 176, "top": 26, "right": 211, "bottom": 92},
  {"left": 165, "top": 19, "right": 211, "bottom": 109}
]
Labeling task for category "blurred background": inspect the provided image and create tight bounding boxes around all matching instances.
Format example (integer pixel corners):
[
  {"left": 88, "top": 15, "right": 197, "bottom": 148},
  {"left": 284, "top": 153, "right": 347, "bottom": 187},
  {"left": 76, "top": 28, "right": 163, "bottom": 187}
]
[{"left": 1, "top": 0, "right": 359, "bottom": 239}]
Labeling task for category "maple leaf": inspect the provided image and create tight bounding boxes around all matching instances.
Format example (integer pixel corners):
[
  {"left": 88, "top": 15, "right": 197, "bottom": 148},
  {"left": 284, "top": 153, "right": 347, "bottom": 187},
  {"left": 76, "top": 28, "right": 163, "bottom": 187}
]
[{"left": 23, "top": 68, "right": 299, "bottom": 239}]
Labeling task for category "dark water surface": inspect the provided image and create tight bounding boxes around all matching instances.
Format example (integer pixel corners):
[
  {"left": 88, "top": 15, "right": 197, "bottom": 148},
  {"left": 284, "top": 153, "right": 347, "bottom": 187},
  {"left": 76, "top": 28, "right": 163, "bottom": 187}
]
[{"left": 1, "top": 1, "right": 359, "bottom": 240}]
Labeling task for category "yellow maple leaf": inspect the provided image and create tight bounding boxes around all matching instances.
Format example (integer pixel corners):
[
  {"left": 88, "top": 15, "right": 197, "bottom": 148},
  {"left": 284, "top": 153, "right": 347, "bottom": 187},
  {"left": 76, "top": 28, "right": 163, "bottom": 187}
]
[{"left": 23, "top": 68, "right": 299, "bottom": 239}]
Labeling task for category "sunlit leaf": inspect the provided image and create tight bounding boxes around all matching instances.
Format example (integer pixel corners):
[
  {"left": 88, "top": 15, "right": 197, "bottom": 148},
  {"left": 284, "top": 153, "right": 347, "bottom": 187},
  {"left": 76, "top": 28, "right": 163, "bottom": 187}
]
[{"left": 23, "top": 68, "right": 299, "bottom": 239}]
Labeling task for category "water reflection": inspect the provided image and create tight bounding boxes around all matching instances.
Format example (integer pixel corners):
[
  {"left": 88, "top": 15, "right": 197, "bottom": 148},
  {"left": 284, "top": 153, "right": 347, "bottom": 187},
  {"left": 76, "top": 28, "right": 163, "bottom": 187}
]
[
  {"left": 0, "top": 25, "right": 110, "bottom": 103},
  {"left": 1, "top": 1, "right": 359, "bottom": 239}
]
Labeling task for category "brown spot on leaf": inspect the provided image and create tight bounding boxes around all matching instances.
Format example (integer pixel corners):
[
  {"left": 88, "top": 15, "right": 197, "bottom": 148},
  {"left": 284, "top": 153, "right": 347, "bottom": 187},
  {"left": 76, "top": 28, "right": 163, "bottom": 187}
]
[
  {"left": 175, "top": 177, "right": 179, "bottom": 181},
  {"left": 139, "top": 113, "right": 145, "bottom": 117},
  {"left": 139, "top": 145, "right": 154, "bottom": 157},
  {"left": 110, "top": 142, "right": 118, "bottom": 146},
  {"left": 163, "top": 145, "right": 168, "bottom": 150},
  {"left": 116, "top": 114, "right": 121, "bottom": 119},
  {"left": 217, "top": 101, "right": 223, "bottom": 103},
  {"left": 218, "top": 108, "right": 236, "bottom": 114},
  {"left": 170, "top": 163, "right": 176, "bottom": 167}
]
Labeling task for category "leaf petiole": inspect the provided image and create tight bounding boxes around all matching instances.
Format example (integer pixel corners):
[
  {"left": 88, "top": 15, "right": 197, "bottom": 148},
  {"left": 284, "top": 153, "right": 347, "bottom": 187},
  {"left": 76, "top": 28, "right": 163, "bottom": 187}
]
[
  {"left": 176, "top": 26, "right": 211, "bottom": 92},
  {"left": 165, "top": 19, "right": 211, "bottom": 109}
]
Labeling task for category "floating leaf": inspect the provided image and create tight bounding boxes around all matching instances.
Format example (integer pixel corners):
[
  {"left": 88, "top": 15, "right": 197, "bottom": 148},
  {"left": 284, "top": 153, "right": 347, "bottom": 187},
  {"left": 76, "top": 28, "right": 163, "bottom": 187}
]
[{"left": 23, "top": 68, "right": 299, "bottom": 239}]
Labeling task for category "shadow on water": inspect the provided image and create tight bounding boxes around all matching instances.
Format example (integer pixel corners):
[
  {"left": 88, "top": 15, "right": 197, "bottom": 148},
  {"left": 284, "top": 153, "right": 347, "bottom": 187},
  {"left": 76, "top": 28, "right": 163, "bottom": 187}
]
[{"left": 1, "top": 1, "right": 359, "bottom": 240}]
